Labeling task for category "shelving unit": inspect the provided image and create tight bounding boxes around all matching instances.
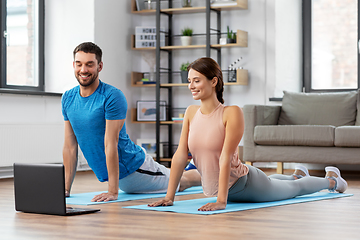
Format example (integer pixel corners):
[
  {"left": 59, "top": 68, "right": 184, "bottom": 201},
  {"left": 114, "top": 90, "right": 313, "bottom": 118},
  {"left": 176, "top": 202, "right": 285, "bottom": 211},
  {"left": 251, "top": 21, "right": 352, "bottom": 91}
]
[
  {"left": 132, "top": 41, "right": 245, "bottom": 50},
  {"left": 131, "top": 69, "right": 248, "bottom": 87},
  {"left": 130, "top": 108, "right": 183, "bottom": 125},
  {"left": 131, "top": 0, "right": 248, "bottom": 14},
  {"left": 131, "top": 29, "right": 248, "bottom": 50},
  {"left": 131, "top": 0, "right": 248, "bottom": 162}
]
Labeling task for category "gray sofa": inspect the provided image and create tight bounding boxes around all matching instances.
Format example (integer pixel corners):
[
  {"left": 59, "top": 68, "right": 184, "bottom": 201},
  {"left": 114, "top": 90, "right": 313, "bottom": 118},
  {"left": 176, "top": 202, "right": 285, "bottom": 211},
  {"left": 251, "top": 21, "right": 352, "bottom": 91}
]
[{"left": 243, "top": 90, "right": 360, "bottom": 173}]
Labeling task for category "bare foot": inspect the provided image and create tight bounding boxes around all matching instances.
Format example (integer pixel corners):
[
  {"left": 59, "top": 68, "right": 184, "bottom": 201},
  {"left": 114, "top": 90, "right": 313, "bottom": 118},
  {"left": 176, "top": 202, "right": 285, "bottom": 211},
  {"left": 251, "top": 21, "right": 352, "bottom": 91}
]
[{"left": 179, "top": 169, "right": 201, "bottom": 191}]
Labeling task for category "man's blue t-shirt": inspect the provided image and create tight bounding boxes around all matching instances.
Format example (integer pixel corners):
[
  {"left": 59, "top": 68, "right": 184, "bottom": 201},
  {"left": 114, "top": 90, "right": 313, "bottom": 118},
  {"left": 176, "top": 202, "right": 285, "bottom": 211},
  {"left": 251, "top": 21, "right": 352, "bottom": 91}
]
[{"left": 61, "top": 80, "right": 145, "bottom": 182}]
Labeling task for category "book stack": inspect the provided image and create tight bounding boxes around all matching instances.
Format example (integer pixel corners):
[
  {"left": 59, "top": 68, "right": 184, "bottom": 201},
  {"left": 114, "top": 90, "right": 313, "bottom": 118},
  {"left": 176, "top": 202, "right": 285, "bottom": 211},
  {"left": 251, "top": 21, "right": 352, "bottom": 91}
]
[
  {"left": 171, "top": 117, "right": 184, "bottom": 123},
  {"left": 136, "top": 78, "right": 156, "bottom": 85}
]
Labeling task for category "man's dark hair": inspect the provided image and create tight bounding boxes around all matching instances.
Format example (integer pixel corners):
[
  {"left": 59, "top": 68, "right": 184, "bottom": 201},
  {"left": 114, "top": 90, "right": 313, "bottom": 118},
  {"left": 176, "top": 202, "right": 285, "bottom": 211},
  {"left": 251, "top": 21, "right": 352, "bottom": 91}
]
[{"left": 73, "top": 42, "right": 102, "bottom": 64}]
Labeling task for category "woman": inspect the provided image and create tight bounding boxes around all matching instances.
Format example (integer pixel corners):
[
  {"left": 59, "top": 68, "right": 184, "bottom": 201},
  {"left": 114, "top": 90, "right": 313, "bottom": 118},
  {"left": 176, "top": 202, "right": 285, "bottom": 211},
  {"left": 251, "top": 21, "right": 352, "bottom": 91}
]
[{"left": 148, "top": 57, "right": 348, "bottom": 211}]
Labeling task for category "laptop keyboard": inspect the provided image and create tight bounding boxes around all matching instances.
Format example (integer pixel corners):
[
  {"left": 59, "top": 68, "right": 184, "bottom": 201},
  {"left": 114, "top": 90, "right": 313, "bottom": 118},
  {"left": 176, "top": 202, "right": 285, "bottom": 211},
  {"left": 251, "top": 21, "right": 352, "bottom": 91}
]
[{"left": 66, "top": 208, "right": 88, "bottom": 213}]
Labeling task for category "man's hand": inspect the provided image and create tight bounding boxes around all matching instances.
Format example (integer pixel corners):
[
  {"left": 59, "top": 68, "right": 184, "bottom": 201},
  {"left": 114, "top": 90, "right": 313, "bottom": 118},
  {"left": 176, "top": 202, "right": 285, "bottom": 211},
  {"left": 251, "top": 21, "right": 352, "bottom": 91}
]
[
  {"left": 65, "top": 190, "right": 70, "bottom": 198},
  {"left": 91, "top": 192, "right": 118, "bottom": 202},
  {"left": 148, "top": 199, "right": 174, "bottom": 207},
  {"left": 198, "top": 201, "right": 226, "bottom": 211}
]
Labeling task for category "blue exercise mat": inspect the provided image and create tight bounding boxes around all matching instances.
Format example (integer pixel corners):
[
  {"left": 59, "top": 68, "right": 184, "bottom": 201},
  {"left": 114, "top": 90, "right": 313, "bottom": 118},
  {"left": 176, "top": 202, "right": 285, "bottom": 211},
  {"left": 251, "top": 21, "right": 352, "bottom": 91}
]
[
  {"left": 66, "top": 186, "right": 203, "bottom": 205},
  {"left": 124, "top": 192, "right": 353, "bottom": 215}
]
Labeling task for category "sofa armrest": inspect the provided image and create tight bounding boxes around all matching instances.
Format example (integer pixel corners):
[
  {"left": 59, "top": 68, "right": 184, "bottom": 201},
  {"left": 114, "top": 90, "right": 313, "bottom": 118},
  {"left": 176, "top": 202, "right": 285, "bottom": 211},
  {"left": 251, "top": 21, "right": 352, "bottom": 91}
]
[
  {"left": 243, "top": 105, "right": 281, "bottom": 161},
  {"left": 244, "top": 105, "right": 281, "bottom": 126}
]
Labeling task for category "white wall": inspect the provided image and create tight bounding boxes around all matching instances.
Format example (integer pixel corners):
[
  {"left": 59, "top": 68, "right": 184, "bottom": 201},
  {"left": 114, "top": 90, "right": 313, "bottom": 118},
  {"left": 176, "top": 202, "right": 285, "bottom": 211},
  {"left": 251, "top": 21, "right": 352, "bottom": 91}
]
[
  {"left": 0, "top": 92, "right": 64, "bottom": 176},
  {"left": 265, "top": 0, "right": 303, "bottom": 104},
  {"left": 274, "top": 0, "right": 303, "bottom": 97},
  {"left": 45, "top": 0, "right": 95, "bottom": 93}
]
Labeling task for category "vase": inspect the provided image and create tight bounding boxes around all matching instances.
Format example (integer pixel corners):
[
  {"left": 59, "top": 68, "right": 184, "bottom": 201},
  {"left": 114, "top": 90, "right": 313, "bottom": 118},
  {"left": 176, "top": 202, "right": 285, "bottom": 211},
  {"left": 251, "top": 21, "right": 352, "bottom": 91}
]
[
  {"left": 180, "top": 36, "right": 192, "bottom": 46},
  {"left": 227, "top": 38, "right": 236, "bottom": 44},
  {"left": 145, "top": 0, "right": 152, "bottom": 10},
  {"left": 182, "top": 0, "right": 192, "bottom": 7},
  {"left": 181, "top": 71, "right": 188, "bottom": 83}
]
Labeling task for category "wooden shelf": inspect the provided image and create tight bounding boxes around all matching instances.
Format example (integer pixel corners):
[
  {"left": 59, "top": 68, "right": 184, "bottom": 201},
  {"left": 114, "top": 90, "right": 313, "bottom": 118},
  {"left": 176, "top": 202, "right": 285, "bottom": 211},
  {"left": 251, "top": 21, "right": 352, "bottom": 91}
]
[
  {"left": 161, "top": 83, "right": 188, "bottom": 87},
  {"left": 131, "top": 108, "right": 183, "bottom": 124},
  {"left": 131, "top": 0, "right": 248, "bottom": 14},
  {"left": 233, "top": 69, "right": 248, "bottom": 86},
  {"left": 161, "top": 44, "right": 207, "bottom": 50},
  {"left": 131, "top": 30, "right": 248, "bottom": 50},
  {"left": 131, "top": 0, "right": 155, "bottom": 14},
  {"left": 161, "top": 7, "right": 207, "bottom": 14},
  {"left": 131, "top": 71, "right": 158, "bottom": 87},
  {"left": 211, "top": 0, "right": 248, "bottom": 10},
  {"left": 212, "top": 30, "right": 248, "bottom": 48},
  {"left": 159, "top": 158, "right": 172, "bottom": 162},
  {"left": 131, "top": 9, "right": 156, "bottom": 15},
  {"left": 131, "top": 69, "right": 248, "bottom": 87}
]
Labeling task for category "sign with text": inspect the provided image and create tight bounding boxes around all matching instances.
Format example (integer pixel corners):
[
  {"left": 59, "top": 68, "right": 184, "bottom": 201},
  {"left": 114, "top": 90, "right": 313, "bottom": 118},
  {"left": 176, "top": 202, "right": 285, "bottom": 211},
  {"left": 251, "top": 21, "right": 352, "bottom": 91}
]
[{"left": 135, "top": 26, "right": 165, "bottom": 48}]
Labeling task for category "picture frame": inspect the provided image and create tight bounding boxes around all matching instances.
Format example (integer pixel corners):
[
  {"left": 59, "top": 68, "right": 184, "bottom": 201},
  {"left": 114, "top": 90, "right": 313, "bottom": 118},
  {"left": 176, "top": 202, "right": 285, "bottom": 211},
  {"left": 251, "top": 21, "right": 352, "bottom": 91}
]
[
  {"left": 137, "top": 101, "right": 166, "bottom": 121},
  {"left": 135, "top": 0, "right": 144, "bottom": 11},
  {"left": 137, "top": 139, "right": 163, "bottom": 158}
]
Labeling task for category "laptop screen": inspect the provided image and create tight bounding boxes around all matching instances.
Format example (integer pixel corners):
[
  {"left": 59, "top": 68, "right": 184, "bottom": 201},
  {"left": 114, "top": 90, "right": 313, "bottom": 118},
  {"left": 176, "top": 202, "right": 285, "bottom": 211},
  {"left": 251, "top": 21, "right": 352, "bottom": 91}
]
[{"left": 14, "top": 163, "right": 67, "bottom": 215}]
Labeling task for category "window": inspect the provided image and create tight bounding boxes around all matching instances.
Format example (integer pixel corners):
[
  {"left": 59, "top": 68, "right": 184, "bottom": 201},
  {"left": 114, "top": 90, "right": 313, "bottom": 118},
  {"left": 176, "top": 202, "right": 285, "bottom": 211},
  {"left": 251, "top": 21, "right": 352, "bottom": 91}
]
[
  {"left": 0, "top": 0, "right": 44, "bottom": 91},
  {"left": 303, "top": 0, "right": 360, "bottom": 92}
]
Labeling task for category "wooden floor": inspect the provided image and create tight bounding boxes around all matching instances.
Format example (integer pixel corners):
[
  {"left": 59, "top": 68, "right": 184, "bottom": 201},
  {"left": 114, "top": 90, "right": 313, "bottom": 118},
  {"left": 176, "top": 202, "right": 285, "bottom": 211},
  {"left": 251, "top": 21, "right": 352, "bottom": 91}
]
[{"left": 1, "top": 169, "right": 360, "bottom": 240}]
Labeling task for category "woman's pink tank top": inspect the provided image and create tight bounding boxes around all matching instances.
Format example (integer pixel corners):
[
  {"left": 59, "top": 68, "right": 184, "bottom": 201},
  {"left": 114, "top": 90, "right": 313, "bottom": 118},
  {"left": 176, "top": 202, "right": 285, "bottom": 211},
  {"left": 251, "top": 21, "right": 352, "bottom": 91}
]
[{"left": 188, "top": 103, "right": 249, "bottom": 196}]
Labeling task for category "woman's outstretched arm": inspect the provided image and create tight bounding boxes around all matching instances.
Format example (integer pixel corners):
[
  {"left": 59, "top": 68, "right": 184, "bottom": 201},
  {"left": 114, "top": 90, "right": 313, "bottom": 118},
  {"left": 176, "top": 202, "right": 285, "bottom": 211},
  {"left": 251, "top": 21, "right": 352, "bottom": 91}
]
[{"left": 148, "top": 106, "right": 198, "bottom": 207}]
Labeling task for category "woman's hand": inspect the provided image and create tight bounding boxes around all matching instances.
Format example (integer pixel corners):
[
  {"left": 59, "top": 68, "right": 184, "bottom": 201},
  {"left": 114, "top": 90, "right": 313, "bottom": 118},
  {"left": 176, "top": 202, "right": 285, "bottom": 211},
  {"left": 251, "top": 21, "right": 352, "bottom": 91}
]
[
  {"left": 148, "top": 199, "right": 174, "bottom": 207},
  {"left": 91, "top": 192, "right": 118, "bottom": 202},
  {"left": 198, "top": 201, "right": 226, "bottom": 211}
]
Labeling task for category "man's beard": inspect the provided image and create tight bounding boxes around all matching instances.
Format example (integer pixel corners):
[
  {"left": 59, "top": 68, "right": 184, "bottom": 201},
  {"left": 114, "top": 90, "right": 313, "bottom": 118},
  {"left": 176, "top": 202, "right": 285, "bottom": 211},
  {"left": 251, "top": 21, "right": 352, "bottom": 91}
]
[{"left": 75, "top": 71, "right": 98, "bottom": 87}]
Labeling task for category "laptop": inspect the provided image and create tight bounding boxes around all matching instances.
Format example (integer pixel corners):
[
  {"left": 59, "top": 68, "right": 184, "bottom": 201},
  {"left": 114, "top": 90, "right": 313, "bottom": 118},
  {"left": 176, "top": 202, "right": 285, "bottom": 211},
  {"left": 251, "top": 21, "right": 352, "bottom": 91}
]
[{"left": 14, "top": 163, "right": 100, "bottom": 216}]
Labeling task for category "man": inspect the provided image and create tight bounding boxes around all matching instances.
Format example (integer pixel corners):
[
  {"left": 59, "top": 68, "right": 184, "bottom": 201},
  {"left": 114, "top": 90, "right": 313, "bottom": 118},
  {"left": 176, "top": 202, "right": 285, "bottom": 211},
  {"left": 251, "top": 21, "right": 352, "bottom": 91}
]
[{"left": 62, "top": 42, "right": 199, "bottom": 202}]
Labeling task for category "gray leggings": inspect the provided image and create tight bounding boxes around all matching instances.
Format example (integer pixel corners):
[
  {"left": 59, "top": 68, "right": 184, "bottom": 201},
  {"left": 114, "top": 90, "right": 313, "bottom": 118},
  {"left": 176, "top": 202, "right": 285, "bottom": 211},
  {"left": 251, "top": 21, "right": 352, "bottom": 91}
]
[{"left": 227, "top": 165, "right": 330, "bottom": 203}]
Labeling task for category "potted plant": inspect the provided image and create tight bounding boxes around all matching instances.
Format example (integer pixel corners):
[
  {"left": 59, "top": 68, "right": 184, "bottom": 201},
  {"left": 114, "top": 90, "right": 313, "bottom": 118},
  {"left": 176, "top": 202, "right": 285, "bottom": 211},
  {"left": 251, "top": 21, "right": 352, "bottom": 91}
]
[
  {"left": 180, "top": 62, "right": 190, "bottom": 83},
  {"left": 226, "top": 26, "right": 237, "bottom": 44},
  {"left": 180, "top": 27, "right": 193, "bottom": 46},
  {"left": 182, "top": 0, "right": 192, "bottom": 7}
]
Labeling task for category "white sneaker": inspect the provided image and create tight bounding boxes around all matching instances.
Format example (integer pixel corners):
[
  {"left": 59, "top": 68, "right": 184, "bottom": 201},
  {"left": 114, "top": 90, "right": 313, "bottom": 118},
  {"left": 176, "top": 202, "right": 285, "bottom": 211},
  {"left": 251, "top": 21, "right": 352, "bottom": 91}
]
[
  {"left": 293, "top": 165, "right": 310, "bottom": 178},
  {"left": 325, "top": 166, "right": 348, "bottom": 193}
]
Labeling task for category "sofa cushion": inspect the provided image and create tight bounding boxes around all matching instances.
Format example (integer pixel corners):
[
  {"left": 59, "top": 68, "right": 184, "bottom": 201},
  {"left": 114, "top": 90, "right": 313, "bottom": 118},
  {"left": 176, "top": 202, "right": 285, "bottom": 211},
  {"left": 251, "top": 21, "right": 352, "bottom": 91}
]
[
  {"left": 356, "top": 89, "right": 360, "bottom": 126},
  {"left": 254, "top": 125, "right": 335, "bottom": 147},
  {"left": 278, "top": 91, "right": 358, "bottom": 126},
  {"left": 335, "top": 126, "right": 360, "bottom": 147}
]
